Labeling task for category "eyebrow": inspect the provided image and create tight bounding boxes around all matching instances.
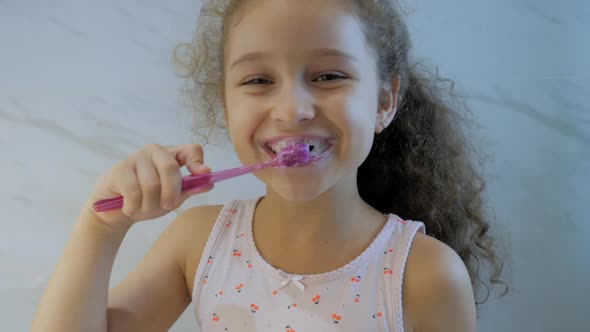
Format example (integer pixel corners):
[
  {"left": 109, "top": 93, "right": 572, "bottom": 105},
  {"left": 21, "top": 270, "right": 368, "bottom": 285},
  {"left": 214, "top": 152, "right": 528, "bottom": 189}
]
[
  {"left": 309, "top": 48, "right": 359, "bottom": 63},
  {"left": 229, "top": 52, "right": 270, "bottom": 70},
  {"left": 229, "top": 48, "right": 358, "bottom": 70}
]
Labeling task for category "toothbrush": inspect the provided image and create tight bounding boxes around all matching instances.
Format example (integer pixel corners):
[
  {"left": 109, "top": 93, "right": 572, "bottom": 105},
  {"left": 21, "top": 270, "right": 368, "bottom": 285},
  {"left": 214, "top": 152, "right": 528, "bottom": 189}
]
[{"left": 92, "top": 143, "right": 311, "bottom": 212}]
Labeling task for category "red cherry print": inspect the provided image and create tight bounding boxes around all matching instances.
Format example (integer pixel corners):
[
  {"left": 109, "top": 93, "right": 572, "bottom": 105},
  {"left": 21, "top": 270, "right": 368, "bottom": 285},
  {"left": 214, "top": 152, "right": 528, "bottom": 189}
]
[
  {"left": 285, "top": 326, "right": 296, "bottom": 332},
  {"left": 232, "top": 249, "right": 242, "bottom": 257},
  {"left": 383, "top": 267, "right": 393, "bottom": 275},
  {"left": 384, "top": 248, "right": 394, "bottom": 254},
  {"left": 250, "top": 303, "right": 259, "bottom": 313},
  {"left": 236, "top": 283, "right": 244, "bottom": 293},
  {"left": 351, "top": 275, "right": 361, "bottom": 283},
  {"left": 332, "top": 313, "right": 342, "bottom": 323},
  {"left": 203, "top": 276, "right": 208, "bottom": 284},
  {"left": 207, "top": 256, "right": 213, "bottom": 264},
  {"left": 312, "top": 295, "right": 321, "bottom": 304},
  {"left": 272, "top": 290, "right": 278, "bottom": 295},
  {"left": 372, "top": 312, "right": 383, "bottom": 318},
  {"left": 229, "top": 208, "right": 237, "bottom": 214},
  {"left": 354, "top": 294, "right": 360, "bottom": 303},
  {"left": 212, "top": 313, "right": 219, "bottom": 322},
  {"left": 395, "top": 216, "right": 408, "bottom": 224},
  {"left": 246, "top": 260, "right": 252, "bottom": 268},
  {"left": 226, "top": 220, "right": 232, "bottom": 228},
  {"left": 288, "top": 303, "right": 298, "bottom": 309}
]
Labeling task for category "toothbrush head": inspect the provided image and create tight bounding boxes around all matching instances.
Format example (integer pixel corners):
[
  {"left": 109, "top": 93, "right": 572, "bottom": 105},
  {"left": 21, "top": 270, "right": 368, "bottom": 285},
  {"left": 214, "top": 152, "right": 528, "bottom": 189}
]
[{"left": 275, "top": 142, "right": 311, "bottom": 167}]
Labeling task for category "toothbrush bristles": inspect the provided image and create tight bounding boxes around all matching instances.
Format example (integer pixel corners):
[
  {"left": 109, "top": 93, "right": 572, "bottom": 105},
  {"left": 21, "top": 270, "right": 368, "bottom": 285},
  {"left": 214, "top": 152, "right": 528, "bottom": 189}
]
[{"left": 277, "top": 143, "right": 311, "bottom": 167}]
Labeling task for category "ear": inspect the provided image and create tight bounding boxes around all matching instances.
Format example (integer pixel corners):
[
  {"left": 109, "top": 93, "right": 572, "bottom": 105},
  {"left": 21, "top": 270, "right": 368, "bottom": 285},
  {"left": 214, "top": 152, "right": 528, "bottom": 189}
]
[{"left": 375, "top": 75, "right": 401, "bottom": 134}]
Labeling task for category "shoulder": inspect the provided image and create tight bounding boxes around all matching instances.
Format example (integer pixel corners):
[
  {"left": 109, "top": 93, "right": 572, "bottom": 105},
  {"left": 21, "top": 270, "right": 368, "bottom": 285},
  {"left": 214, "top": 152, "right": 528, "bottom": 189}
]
[
  {"left": 402, "top": 232, "right": 477, "bottom": 332},
  {"left": 166, "top": 204, "right": 224, "bottom": 294},
  {"left": 172, "top": 204, "right": 224, "bottom": 234},
  {"left": 172, "top": 203, "right": 224, "bottom": 255},
  {"left": 166, "top": 204, "right": 224, "bottom": 251}
]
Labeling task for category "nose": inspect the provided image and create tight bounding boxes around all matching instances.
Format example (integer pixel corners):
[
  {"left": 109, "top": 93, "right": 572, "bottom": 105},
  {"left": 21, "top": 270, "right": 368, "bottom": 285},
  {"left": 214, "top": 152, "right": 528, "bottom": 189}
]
[{"left": 270, "top": 82, "right": 316, "bottom": 126}]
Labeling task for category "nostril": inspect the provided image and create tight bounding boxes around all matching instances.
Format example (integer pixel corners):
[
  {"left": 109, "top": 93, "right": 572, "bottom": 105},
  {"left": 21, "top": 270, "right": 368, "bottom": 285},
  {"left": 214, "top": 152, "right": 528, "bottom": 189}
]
[{"left": 309, "top": 145, "right": 315, "bottom": 152}]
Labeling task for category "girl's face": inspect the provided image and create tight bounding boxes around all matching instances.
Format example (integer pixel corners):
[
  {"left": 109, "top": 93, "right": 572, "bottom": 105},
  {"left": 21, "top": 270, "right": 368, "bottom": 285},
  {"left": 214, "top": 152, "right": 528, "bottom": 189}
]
[{"left": 223, "top": 0, "right": 386, "bottom": 202}]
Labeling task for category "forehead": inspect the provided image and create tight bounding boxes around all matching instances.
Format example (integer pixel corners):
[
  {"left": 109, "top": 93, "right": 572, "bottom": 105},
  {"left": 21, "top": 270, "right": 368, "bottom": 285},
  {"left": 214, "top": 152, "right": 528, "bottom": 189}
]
[{"left": 224, "top": 0, "right": 372, "bottom": 65}]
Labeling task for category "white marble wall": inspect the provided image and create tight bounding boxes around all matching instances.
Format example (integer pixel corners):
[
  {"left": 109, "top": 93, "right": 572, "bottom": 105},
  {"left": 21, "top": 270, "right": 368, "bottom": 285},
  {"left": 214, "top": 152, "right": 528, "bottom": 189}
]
[{"left": 0, "top": 1, "right": 587, "bottom": 331}]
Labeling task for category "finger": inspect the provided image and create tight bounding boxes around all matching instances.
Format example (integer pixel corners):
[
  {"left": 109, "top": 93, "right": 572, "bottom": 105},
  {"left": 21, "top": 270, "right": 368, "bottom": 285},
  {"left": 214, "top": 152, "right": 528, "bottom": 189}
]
[
  {"left": 168, "top": 144, "right": 208, "bottom": 174},
  {"left": 116, "top": 163, "right": 142, "bottom": 216},
  {"left": 178, "top": 164, "right": 214, "bottom": 202},
  {"left": 135, "top": 154, "right": 161, "bottom": 212},
  {"left": 180, "top": 183, "right": 215, "bottom": 202},
  {"left": 152, "top": 146, "right": 182, "bottom": 209}
]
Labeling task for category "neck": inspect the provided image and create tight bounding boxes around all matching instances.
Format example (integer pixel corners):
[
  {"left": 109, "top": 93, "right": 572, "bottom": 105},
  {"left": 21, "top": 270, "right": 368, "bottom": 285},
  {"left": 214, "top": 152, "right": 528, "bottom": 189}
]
[{"left": 255, "top": 177, "right": 383, "bottom": 242}]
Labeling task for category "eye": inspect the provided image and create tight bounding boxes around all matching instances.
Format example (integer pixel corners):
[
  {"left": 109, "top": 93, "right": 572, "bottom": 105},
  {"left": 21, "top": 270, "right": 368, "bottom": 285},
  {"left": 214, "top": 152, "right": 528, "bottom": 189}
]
[
  {"left": 313, "top": 72, "right": 348, "bottom": 82},
  {"left": 241, "top": 77, "right": 273, "bottom": 86}
]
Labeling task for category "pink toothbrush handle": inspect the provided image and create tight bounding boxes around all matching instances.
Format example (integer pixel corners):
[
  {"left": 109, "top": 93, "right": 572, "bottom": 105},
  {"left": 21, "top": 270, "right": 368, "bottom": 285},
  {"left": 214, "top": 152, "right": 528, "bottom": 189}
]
[{"left": 93, "top": 160, "right": 275, "bottom": 212}]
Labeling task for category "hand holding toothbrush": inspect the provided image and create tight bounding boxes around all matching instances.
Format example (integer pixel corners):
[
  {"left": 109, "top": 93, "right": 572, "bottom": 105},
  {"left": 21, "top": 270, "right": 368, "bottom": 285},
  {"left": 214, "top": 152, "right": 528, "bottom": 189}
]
[
  {"left": 85, "top": 143, "right": 310, "bottom": 231},
  {"left": 80, "top": 144, "right": 213, "bottom": 230}
]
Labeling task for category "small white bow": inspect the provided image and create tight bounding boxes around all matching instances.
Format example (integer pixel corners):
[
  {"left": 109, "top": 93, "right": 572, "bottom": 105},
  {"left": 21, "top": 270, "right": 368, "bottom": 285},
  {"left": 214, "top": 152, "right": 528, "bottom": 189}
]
[{"left": 278, "top": 274, "right": 305, "bottom": 292}]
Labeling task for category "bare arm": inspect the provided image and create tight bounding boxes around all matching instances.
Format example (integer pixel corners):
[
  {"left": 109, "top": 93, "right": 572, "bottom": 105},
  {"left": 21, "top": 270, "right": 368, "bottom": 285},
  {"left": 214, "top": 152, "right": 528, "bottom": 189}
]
[
  {"left": 31, "top": 204, "right": 215, "bottom": 332},
  {"left": 31, "top": 206, "right": 130, "bottom": 332},
  {"left": 403, "top": 233, "right": 477, "bottom": 332},
  {"left": 31, "top": 144, "right": 214, "bottom": 332},
  {"left": 106, "top": 205, "right": 219, "bottom": 332}
]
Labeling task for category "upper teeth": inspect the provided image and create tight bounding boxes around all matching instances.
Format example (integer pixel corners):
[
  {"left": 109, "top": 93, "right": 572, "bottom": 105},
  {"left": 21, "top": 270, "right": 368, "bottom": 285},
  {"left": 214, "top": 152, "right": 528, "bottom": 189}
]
[{"left": 267, "top": 138, "right": 330, "bottom": 155}]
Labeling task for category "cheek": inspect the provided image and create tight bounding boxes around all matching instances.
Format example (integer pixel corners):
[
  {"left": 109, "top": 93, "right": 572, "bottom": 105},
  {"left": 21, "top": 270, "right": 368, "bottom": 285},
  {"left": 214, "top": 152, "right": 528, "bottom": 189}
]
[
  {"left": 323, "top": 90, "right": 378, "bottom": 138},
  {"left": 226, "top": 92, "right": 253, "bottom": 136},
  {"left": 228, "top": 121, "right": 256, "bottom": 166},
  {"left": 225, "top": 98, "right": 265, "bottom": 163},
  {"left": 321, "top": 90, "right": 377, "bottom": 166}
]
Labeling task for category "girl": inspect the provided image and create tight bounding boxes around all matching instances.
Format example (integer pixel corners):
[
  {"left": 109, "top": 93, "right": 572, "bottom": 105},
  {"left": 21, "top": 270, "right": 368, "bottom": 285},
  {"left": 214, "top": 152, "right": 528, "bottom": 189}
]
[{"left": 32, "top": 0, "right": 505, "bottom": 331}]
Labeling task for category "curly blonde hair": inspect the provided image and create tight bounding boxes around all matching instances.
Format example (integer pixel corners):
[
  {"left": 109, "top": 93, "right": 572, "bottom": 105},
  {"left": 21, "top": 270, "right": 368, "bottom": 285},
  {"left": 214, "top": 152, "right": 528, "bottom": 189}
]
[{"left": 173, "top": 0, "right": 508, "bottom": 308}]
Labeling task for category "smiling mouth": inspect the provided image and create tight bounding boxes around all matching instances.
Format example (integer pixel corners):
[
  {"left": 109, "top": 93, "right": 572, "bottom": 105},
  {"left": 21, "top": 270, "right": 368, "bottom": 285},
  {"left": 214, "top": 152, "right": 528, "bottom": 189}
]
[{"left": 263, "top": 137, "right": 335, "bottom": 159}]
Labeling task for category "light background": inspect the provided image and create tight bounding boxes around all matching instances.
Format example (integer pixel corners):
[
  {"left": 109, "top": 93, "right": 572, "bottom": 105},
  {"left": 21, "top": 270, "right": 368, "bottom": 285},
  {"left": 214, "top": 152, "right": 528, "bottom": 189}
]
[{"left": 1, "top": 1, "right": 588, "bottom": 331}]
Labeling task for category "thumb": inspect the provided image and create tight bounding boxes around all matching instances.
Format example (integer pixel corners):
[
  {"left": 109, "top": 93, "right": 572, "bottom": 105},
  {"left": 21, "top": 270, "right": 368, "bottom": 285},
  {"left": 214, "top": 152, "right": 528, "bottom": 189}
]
[
  {"left": 187, "top": 162, "right": 210, "bottom": 175},
  {"left": 179, "top": 165, "right": 214, "bottom": 202}
]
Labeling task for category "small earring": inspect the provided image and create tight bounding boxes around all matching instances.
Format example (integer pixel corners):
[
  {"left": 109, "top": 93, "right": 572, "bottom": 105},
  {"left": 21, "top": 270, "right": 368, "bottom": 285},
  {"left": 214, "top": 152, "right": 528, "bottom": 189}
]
[{"left": 381, "top": 120, "right": 388, "bottom": 129}]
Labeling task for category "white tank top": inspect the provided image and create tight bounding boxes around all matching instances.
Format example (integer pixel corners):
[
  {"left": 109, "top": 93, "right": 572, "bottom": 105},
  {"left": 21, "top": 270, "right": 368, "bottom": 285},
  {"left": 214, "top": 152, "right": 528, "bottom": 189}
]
[{"left": 192, "top": 197, "right": 425, "bottom": 331}]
